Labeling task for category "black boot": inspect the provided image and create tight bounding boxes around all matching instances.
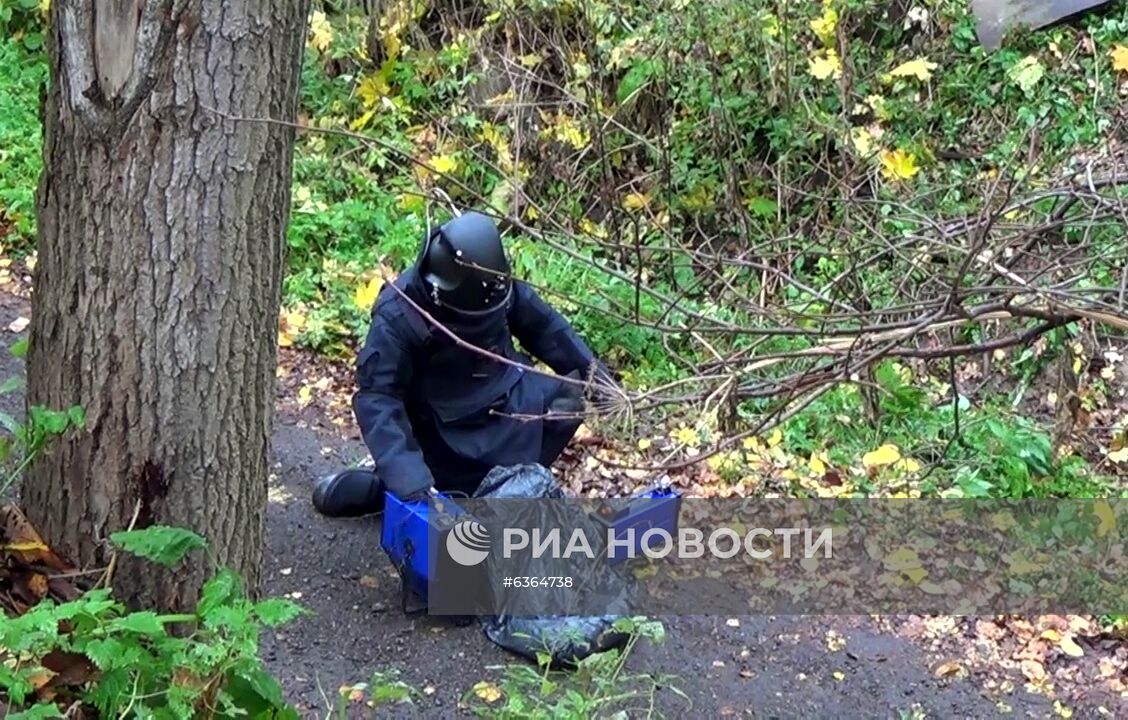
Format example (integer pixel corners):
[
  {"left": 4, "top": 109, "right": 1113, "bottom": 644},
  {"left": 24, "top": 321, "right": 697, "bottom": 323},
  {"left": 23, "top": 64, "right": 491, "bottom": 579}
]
[{"left": 312, "top": 468, "right": 385, "bottom": 517}]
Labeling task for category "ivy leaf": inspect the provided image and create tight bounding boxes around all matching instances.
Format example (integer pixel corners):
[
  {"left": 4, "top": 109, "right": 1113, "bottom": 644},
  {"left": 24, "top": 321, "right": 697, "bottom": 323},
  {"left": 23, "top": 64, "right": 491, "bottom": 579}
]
[{"left": 110, "top": 526, "right": 207, "bottom": 567}]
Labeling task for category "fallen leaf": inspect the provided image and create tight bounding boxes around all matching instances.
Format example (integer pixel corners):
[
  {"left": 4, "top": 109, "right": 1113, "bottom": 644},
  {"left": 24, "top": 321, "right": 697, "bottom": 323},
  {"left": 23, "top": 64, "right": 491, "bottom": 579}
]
[
  {"left": 889, "top": 57, "right": 937, "bottom": 81},
  {"left": 934, "top": 660, "right": 966, "bottom": 678},
  {"left": 359, "top": 575, "right": 379, "bottom": 588},
  {"left": 1058, "top": 634, "right": 1084, "bottom": 658},
  {"left": 472, "top": 681, "right": 502, "bottom": 704},
  {"left": 1020, "top": 659, "right": 1046, "bottom": 681},
  {"left": 1007, "top": 56, "right": 1045, "bottom": 94},
  {"left": 826, "top": 630, "right": 846, "bottom": 652},
  {"left": 832, "top": 671, "right": 845, "bottom": 681},
  {"left": 7, "top": 316, "right": 29, "bottom": 333},
  {"left": 279, "top": 567, "right": 292, "bottom": 576},
  {"left": 878, "top": 150, "right": 919, "bottom": 181},
  {"left": 622, "top": 192, "right": 649, "bottom": 211},
  {"left": 726, "top": 618, "right": 740, "bottom": 628},
  {"left": 1111, "top": 44, "right": 1128, "bottom": 73},
  {"left": 808, "top": 49, "right": 842, "bottom": 80}
]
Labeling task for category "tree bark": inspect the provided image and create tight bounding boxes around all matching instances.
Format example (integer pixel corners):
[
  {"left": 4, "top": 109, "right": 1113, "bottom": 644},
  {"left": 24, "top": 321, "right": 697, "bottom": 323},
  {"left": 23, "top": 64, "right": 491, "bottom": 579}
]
[{"left": 24, "top": 0, "right": 311, "bottom": 611}]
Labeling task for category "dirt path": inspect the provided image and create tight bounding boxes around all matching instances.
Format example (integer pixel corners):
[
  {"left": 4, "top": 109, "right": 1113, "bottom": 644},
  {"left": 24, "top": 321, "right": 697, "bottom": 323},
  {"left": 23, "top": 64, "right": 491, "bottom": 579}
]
[{"left": 0, "top": 293, "right": 1079, "bottom": 718}]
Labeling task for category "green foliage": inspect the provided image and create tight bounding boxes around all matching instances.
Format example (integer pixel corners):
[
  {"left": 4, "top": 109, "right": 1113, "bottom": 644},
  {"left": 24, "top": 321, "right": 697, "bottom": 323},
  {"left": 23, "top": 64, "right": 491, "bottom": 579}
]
[
  {"left": 1, "top": 342, "right": 84, "bottom": 497},
  {"left": 0, "top": 32, "right": 47, "bottom": 250},
  {"left": 463, "top": 616, "right": 685, "bottom": 718},
  {"left": 0, "top": 526, "right": 306, "bottom": 718}
]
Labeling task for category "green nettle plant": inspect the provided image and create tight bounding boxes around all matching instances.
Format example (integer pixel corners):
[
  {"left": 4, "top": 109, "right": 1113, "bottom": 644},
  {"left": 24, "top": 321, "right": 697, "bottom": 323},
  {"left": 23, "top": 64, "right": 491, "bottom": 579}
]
[
  {"left": 0, "top": 338, "right": 85, "bottom": 498},
  {"left": 0, "top": 525, "right": 306, "bottom": 718}
]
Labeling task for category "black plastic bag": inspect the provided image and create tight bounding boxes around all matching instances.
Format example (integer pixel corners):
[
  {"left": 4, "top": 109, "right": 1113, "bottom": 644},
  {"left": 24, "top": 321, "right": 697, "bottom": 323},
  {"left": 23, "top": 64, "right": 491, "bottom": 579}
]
[{"left": 473, "top": 464, "right": 632, "bottom": 667}]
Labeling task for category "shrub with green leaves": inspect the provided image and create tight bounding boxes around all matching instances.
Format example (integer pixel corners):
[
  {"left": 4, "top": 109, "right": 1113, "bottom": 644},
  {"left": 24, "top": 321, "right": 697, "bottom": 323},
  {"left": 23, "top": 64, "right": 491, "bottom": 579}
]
[{"left": 0, "top": 525, "right": 305, "bottom": 718}]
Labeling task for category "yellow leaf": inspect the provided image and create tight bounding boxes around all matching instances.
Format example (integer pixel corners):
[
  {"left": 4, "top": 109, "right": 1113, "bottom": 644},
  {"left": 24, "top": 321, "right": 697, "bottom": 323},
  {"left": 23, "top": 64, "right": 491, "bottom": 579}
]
[
  {"left": 1094, "top": 500, "right": 1116, "bottom": 537},
  {"left": 808, "top": 454, "right": 827, "bottom": 475},
  {"left": 850, "top": 127, "right": 875, "bottom": 157},
  {"left": 742, "top": 437, "right": 761, "bottom": 452},
  {"left": 638, "top": 438, "right": 652, "bottom": 451},
  {"left": 3, "top": 541, "right": 49, "bottom": 552},
  {"left": 298, "top": 386, "right": 313, "bottom": 407},
  {"left": 357, "top": 74, "right": 390, "bottom": 108},
  {"left": 862, "top": 443, "right": 901, "bottom": 468},
  {"left": 1007, "top": 552, "right": 1041, "bottom": 575},
  {"left": 896, "top": 457, "right": 921, "bottom": 473},
  {"left": 519, "top": 53, "right": 544, "bottom": 67},
  {"left": 353, "top": 276, "right": 383, "bottom": 310},
  {"left": 671, "top": 426, "right": 698, "bottom": 447},
  {"left": 472, "top": 681, "right": 502, "bottom": 704},
  {"left": 623, "top": 192, "right": 649, "bottom": 211},
  {"left": 308, "top": 11, "right": 333, "bottom": 53},
  {"left": 350, "top": 109, "right": 376, "bottom": 131},
  {"left": 832, "top": 670, "right": 845, "bottom": 681},
  {"left": 1058, "top": 634, "right": 1084, "bottom": 658},
  {"left": 883, "top": 546, "right": 921, "bottom": 571},
  {"left": 879, "top": 149, "right": 919, "bottom": 181},
  {"left": 767, "top": 428, "right": 783, "bottom": 447},
  {"left": 809, "top": 7, "right": 838, "bottom": 46},
  {"left": 1107, "top": 447, "right": 1128, "bottom": 464},
  {"left": 1110, "top": 44, "right": 1128, "bottom": 73},
  {"left": 808, "top": 49, "right": 842, "bottom": 80},
  {"left": 889, "top": 57, "right": 937, "bottom": 81},
  {"left": 903, "top": 566, "right": 928, "bottom": 584},
  {"left": 429, "top": 154, "right": 458, "bottom": 175}
]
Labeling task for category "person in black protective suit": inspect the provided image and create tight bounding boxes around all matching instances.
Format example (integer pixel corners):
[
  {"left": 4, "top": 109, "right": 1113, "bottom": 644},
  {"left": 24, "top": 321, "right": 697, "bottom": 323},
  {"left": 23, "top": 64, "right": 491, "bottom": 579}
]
[{"left": 312, "top": 210, "right": 613, "bottom": 516}]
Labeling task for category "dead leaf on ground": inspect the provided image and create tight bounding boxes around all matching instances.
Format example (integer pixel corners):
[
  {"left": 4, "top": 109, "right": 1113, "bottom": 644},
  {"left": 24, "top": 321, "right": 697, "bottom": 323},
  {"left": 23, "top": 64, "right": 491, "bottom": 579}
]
[
  {"left": 934, "top": 660, "right": 967, "bottom": 678},
  {"left": 1020, "top": 659, "right": 1046, "bottom": 681}
]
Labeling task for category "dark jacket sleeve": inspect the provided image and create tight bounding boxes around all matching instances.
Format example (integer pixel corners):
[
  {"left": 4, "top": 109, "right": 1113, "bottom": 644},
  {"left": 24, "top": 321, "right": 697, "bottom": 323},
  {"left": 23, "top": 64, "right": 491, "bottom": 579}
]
[
  {"left": 351, "top": 310, "right": 434, "bottom": 498},
  {"left": 508, "top": 281, "right": 608, "bottom": 380}
]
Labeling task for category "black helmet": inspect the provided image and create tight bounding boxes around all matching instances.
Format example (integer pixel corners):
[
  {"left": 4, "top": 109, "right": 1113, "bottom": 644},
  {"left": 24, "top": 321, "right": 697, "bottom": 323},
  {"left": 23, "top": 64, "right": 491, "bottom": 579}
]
[{"left": 422, "top": 211, "right": 512, "bottom": 314}]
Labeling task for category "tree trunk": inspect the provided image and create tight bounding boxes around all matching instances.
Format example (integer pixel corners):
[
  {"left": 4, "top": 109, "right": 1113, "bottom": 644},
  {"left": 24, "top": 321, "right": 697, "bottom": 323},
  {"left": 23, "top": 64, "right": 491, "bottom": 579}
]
[{"left": 24, "top": 0, "right": 311, "bottom": 611}]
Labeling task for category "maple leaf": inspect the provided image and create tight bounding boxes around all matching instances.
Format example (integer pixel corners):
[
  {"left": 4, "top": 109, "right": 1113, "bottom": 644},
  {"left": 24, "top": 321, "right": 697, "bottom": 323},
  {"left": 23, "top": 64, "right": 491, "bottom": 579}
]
[
  {"left": 879, "top": 149, "right": 919, "bottom": 181},
  {"left": 889, "top": 57, "right": 937, "bottom": 81},
  {"left": 357, "top": 74, "right": 390, "bottom": 109},
  {"left": 428, "top": 154, "right": 459, "bottom": 175},
  {"left": 1110, "top": 44, "right": 1128, "bottom": 73},
  {"left": 807, "top": 49, "right": 842, "bottom": 81}
]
